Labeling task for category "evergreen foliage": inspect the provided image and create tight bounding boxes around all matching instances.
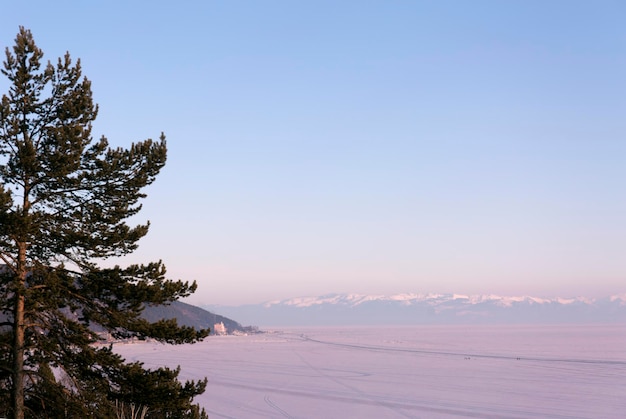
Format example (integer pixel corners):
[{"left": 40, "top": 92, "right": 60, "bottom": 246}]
[{"left": 0, "top": 27, "right": 209, "bottom": 418}]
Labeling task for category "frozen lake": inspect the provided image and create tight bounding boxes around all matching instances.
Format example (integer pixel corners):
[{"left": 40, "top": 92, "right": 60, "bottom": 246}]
[{"left": 115, "top": 324, "right": 626, "bottom": 418}]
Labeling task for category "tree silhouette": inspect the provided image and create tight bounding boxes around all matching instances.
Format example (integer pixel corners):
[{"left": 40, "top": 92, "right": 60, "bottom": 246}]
[{"left": 0, "top": 27, "right": 209, "bottom": 418}]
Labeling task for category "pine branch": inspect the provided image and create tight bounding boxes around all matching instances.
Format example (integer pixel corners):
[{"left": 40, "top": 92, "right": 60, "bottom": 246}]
[{"left": 0, "top": 252, "right": 17, "bottom": 271}]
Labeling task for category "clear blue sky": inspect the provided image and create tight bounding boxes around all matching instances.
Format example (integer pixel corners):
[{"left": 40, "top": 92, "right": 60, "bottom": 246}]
[{"left": 2, "top": 1, "right": 625, "bottom": 304}]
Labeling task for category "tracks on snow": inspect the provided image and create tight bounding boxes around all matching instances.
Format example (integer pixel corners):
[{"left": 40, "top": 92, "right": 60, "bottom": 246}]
[
  {"left": 264, "top": 396, "right": 293, "bottom": 418},
  {"left": 289, "top": 333, "right": 626, "bottom": 366}
]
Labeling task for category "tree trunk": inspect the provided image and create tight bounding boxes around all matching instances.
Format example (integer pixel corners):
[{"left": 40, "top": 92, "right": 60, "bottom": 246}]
[
  {"left": 12, "top": 294, "right": 25, "bottom": 419},
  {"left": 11, "top": 243, "right": 27, "bottom": 419}
]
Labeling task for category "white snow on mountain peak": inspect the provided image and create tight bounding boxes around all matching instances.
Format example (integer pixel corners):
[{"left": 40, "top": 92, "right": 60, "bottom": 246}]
[
  {"left": 262, "top": 292, "right": 606, "bottom": 308},
  {"left": 204, "top": 291, "right": 625, "bottom": 327},
  {"left": 610, "top": 294, "right": 626, "bottom": 305}
]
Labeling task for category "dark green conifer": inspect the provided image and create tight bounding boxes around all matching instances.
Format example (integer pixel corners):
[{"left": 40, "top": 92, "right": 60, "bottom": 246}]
[{"left": 0, "top": 27, "right": 209, "bottom": 418}]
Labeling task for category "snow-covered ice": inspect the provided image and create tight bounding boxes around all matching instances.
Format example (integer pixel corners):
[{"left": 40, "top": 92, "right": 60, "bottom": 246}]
[{"left": 114, "top": 324, "right": 626, "bottom": 418}]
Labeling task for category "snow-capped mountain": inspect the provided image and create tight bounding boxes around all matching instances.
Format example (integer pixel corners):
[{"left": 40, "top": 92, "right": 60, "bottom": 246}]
[{"left": 204, "top": 293, "right": 626, "bottom": 327}]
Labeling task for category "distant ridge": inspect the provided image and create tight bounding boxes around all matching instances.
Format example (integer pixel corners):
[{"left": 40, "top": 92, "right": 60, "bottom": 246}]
[
  {"left": 204, "top": 293, "right": 626, "bottom": 327},
  {"left": 0, "top": 300, "right": 255, "bottom": 337},
  {"left": 141, "top": 300, "right": 257, "bottom": 334}
]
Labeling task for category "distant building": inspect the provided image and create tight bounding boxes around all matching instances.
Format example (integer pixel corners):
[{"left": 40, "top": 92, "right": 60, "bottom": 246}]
[{"left": 213, "top": 322, "right": 227, "bottom": 335}]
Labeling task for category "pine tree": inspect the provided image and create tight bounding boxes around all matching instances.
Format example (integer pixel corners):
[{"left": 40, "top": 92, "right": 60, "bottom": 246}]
[{"left": 0, "top": 27, "right": 209, "bottom": 418}]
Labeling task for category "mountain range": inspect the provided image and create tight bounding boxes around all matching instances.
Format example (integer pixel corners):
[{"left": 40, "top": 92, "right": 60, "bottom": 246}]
[{"left": 203, "top": 293, "right": 626, "bottom": 327}]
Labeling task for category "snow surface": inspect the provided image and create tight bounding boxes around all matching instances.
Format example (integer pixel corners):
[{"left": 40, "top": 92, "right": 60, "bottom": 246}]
[{"left": 114, "top": 324, "right": 626, "bottom": 418}]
